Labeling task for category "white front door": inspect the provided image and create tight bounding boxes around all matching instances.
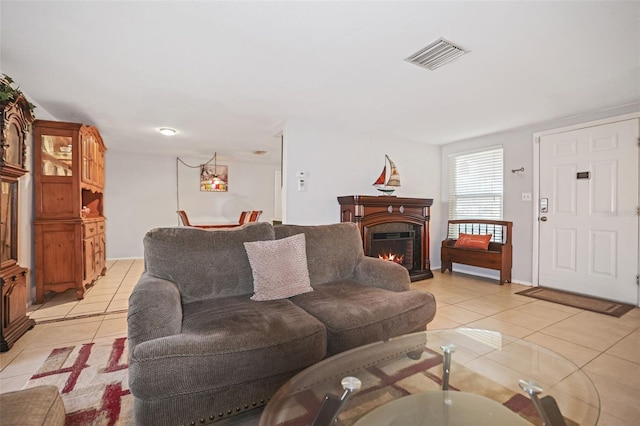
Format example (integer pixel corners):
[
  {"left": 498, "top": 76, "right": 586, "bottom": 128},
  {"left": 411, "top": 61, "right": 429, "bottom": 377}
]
[{"left": 538, "top": 118, "right": 639, "bottom": 304}]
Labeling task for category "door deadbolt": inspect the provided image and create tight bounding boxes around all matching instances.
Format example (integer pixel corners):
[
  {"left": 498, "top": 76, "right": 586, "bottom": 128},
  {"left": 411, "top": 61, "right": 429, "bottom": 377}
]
[
  {"left": 540, "top": 216, "right": 548, "bottom": 222},
  {"left": 540, "top": 198, "right": 548, "bottom": 213}
]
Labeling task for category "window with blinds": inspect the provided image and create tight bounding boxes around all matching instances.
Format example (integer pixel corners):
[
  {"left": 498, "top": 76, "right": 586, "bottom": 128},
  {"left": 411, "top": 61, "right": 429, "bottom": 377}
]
[{"left": 448, "top": 146, "right": 503, "bottom": 220}]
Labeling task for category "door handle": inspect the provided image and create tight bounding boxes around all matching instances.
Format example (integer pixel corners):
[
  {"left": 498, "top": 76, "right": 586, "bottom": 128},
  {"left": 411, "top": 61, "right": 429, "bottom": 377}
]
[{"left": 540, "top": 216, "right": 548, "bottom": 222}]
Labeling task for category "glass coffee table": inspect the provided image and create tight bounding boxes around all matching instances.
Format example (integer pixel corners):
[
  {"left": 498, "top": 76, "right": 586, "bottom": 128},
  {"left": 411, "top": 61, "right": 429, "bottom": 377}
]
[{"left": 260, "top": 328, "right": 600, "bottom": 425}]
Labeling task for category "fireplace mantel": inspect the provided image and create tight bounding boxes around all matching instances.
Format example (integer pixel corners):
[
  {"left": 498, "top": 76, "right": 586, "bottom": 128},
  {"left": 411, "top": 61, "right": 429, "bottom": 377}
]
[{"left": 338, "top": 195, "right": 433, "bottom": 280}]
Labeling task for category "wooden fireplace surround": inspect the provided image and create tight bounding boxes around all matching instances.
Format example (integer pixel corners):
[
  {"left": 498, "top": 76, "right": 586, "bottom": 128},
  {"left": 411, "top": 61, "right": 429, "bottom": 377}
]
[{"left": 338, "top": 195, "right": 433, "bottom": 280}]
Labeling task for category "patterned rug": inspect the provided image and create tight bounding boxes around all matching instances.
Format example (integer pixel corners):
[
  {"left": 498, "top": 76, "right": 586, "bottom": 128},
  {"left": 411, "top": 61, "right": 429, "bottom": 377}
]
[
  {"left": 24, "top": 336, "right": 133, "bottom": 426},
  {"left": 516, "top": 286, "right": 635, "bottom": 317},
  {"left": 23, "top": 337, "right": 583, "bottom": 425}
]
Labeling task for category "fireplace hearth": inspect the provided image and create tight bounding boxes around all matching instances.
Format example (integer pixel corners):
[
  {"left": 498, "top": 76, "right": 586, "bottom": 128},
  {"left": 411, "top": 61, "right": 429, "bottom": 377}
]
[{"left": 338, "top": 195, "right": 433, "bottom": 281}]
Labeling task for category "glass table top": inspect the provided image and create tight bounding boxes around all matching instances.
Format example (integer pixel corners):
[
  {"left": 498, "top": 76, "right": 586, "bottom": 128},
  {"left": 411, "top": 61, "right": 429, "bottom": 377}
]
[{"left": 260, "top": 328, "right": 599, "bottom": 425}]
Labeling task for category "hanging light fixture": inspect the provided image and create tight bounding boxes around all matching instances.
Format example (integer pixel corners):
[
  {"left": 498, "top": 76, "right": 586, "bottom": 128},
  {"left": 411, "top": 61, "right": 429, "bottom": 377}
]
[
  {"left": 200, "top": 152, "right": 227, "bottom": 192},
  {"left": 210, "top": 153, "right": 226, "bottom": 190}
]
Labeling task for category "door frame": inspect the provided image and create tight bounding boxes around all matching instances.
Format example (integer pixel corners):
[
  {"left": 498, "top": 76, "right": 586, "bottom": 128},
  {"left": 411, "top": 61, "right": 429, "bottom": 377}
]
[{"left": 532, "top": 112, "right": 640, "bottom": 305}]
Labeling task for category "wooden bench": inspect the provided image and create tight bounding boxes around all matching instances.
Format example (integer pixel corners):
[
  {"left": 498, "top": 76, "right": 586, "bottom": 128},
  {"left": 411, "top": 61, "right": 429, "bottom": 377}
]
[{"left": 441, "top": 220, "right": 513, "bottom": 284}]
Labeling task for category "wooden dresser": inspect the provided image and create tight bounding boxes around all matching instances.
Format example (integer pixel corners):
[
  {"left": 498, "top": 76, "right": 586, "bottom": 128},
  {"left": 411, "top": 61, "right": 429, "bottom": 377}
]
[
  {"left": 33, "top": 120, "right": 107, "bottom": 303},
  {"left": 1, "top": 94, "right": 36, "bottom": 351}
]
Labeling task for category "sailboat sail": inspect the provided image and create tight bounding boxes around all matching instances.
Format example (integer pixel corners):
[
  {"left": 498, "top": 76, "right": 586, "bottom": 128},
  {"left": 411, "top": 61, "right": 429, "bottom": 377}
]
[
  {"left": 373, "top": 165, "right": 387, "bottom": 186},
  {"left": 373, "top": 155, "right": 401, "bottom": 194},
  {"left": 386, "top": 157, "right": 401, "bottom": 187}
]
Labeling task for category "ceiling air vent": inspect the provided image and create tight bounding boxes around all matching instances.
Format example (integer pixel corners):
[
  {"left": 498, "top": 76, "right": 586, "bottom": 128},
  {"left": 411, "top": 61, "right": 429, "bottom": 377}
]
[{"left": 404, "top": 37, "right": 468, "bottom": 71}]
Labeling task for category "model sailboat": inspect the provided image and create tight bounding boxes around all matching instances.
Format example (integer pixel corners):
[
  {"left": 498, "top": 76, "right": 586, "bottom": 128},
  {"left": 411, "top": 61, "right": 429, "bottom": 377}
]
[{"left": 373, "top": 155, "right": 401, "bottom": 195}]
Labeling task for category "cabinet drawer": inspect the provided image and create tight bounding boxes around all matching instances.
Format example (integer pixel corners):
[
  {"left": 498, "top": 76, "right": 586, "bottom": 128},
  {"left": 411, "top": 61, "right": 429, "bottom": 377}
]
[
  {"left": 83, "top": 223, "right": 97, "bottom": 238},
  {"left": 97, "top": 221, "right": 105, "bottom": 234}
]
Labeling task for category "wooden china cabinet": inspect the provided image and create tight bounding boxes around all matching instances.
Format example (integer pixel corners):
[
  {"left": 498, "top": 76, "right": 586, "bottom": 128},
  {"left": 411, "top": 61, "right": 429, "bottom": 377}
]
[
  {"left": 1, "top": 94, "right": 36, "bottom": 351},
  {"left": 33, "top": 120, "right": 107, "bottom": 303}
]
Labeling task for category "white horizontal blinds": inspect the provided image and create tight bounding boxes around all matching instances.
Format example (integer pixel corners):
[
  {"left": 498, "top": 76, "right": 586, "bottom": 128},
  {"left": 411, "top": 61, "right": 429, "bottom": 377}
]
[
  {"left": 448, "top": 222, "right": 506, "bottom": 243},
  {"left": 448, "top": 146, "right": 504, "bottom": 221}
]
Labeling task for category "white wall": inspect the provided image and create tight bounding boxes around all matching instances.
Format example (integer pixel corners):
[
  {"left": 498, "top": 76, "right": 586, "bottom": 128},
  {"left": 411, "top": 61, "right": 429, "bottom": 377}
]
[
  {"left": 14, "top": 91, "right": 58, "bottom": 302},
  {"left": 282, "top": 119, "right": 442, "bottom": 263},
  {"left": 105, "top": 151, "right": 278, "bottom": 259},
  {"left": 440, "top": 103, "right": 640, "bottom": 285}
]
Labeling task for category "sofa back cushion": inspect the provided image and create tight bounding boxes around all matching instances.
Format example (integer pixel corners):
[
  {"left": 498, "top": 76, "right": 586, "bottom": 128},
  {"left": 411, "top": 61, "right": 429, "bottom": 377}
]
[
  {"left": 274, "top": 223, "right": 364, "bottom": 286},
  {"left": 143, "top": 222, "right": 275, "bottom": 304}
]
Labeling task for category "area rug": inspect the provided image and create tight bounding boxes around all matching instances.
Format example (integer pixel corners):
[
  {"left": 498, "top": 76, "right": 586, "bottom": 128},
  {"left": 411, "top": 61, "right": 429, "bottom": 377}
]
[
  {"left": 24, "top": 337, "right": 582, "bottom": 426},
  {"left": 516, "top": 286, "right": 635, "bottom": 317},
  {"left": 24, "top": 336, "right": 133, "bottom": 426}
]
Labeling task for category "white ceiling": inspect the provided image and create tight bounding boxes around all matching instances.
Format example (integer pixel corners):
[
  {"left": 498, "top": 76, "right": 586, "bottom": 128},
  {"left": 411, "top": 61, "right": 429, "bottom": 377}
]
[{"left": 1, "top": 1, "right": 639, "bottom": 164}]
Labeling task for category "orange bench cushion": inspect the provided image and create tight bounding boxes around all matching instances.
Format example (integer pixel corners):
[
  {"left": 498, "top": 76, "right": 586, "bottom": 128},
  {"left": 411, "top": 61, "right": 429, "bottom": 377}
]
[{"left": 454, "top": 233, "right": 492, "bottom": 250}]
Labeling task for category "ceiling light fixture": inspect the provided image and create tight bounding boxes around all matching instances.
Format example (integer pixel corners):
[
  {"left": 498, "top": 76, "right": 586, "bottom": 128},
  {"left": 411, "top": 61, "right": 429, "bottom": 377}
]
[{"left": 158, "top": 127, "right": 177, "bottom": 136}]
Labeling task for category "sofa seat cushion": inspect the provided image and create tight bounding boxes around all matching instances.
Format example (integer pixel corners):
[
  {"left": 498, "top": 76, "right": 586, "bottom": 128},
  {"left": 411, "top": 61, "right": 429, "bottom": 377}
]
[
  {"left": 129, "top": 295, "right": 326, "bottom": 400},
  {"left": 290, "top": 280, "right": 436, "bottom": 356}
]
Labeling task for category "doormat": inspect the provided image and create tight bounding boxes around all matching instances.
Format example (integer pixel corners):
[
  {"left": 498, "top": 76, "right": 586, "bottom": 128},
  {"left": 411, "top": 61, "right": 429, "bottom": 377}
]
[
  {"left": 24, "top": 336, "right": 133, "bottom": 425},
  {"left": 516, "top": 287, "right": 635, "bottom": 317}
]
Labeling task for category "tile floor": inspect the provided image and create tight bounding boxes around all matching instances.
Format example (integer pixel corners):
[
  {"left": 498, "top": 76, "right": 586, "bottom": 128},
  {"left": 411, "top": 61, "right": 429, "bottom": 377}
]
[
  {"left": 0, "top": 259, "right": 143, "bottom": 393},
  {"left": 0, "top": 260, "right": 638, "bottom": 425}
]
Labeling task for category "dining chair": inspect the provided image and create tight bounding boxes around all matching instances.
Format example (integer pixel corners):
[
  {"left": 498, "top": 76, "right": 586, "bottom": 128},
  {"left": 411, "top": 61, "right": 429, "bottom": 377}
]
[
  {"left": 247, "top": 210, "right": 262, "bottom": 222},
  {"left": 238, "top": 211, "right": 250, "bottom": 224},
  {"left": 177, "top": 210, "right": 192, "bottom": 226}
]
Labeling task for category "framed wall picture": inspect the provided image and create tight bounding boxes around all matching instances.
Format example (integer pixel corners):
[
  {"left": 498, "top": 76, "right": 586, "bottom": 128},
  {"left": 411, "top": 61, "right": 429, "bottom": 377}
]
[{"left": 200, "top": 164, "right": 228, "bottom": 192}]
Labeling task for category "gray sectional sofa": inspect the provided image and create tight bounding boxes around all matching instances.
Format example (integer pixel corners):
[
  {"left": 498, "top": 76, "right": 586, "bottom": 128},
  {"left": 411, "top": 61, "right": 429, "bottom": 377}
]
[{"left": 127, "top": 222, "right": 436, "bottom": 425}]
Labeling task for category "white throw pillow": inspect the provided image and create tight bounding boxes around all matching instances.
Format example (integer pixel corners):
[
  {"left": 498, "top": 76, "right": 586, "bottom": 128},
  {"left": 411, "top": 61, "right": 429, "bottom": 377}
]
[{"left": 244, "top": 233, "right": 313, "bottom": 301}]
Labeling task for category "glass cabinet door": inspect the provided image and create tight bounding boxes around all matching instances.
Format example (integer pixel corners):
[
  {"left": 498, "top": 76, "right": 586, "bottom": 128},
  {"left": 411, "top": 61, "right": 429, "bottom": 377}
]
[
  {"left": 41, "top": 135, "right": 73, "bottom": 176},
  {"left": 81, "top": 134, "right": 94, "bottom": 184},
  {"left": 3, "top": 122, "right": 21, "bottom": 166},
  {"left": 0, "top": 180, "right": 17, "bottom": 267}
]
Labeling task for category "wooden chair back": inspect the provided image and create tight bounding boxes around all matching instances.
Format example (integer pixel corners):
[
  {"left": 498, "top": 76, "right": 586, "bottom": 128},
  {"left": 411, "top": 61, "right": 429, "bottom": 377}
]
[
  {"left": 247, "top": 210, "right": 262, "bottom": 222},
  {"left": 177, "top": 210, "right": 191, "bottom": 226},
  {"left": 238, "top": 211, "right": 250, "bottom": 224}
]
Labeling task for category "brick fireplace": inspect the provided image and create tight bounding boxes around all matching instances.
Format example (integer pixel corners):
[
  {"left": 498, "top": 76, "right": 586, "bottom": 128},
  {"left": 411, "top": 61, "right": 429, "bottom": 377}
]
[{"left": 338, "top": 195, "right": 433, "bottom": 281}]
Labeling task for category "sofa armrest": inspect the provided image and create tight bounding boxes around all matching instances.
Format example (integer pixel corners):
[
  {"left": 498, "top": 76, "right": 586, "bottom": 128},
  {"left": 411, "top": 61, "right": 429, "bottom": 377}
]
[
  {"left": 354, "top": 256, "right": 410, "bottom": 292},
  {"left": 127, "top": 272, "right": 182, "bottom": 349}
]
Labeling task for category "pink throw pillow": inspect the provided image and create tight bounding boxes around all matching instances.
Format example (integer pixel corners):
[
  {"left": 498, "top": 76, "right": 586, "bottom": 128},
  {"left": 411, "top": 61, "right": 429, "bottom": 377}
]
[{"left": 244, "top": 233, "right": 313, "bottom": 301}]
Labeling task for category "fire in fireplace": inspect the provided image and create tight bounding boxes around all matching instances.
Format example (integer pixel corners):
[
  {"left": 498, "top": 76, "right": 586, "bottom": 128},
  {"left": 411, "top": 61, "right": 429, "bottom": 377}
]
[
  {"left": 379, "top": 252, "right": 404, "bottom": 265},
  {"left": 371, "top": 231, "right": 415, "bottom": 271}
]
